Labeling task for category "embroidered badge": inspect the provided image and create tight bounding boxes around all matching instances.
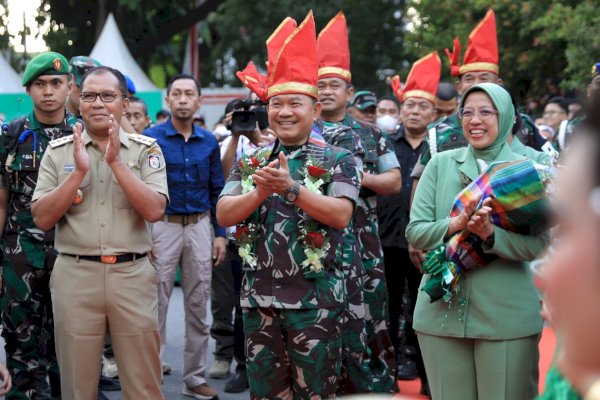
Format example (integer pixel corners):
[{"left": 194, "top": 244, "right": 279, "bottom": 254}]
[
  {"left": 53, "top": 58, "right": 62, "bottom": 71},
  {"left": 63, "top": 163, "right": 74, "bottom": 172},
  {"left": 148, "top": 155, "right": 160, "bottom": 169}
]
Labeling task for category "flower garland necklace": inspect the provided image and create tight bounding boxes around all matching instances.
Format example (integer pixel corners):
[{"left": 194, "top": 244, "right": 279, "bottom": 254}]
[{"left": 233, "top": 147, "right": 333, "bottom": 277}]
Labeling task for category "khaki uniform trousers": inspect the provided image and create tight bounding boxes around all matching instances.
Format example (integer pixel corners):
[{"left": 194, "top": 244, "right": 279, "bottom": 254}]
[
  {"left": 50, "top": 254, "right": 163, "bottom": 400},
  {"left": 152, "top": 215, "right": 213, "bottom": 389},
  {"left": 418, "top": 332, "right": 539, "bottom": 400}
]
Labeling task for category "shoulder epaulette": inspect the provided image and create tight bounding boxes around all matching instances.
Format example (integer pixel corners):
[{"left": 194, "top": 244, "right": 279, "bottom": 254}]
[
  {"left": 128, "top": 133, "right": 157, "bottom": 146},
  {"left": 48, "top": 135, "right": 74, "bottom": 148}
]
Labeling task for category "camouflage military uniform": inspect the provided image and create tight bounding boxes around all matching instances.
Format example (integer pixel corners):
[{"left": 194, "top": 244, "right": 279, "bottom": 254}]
[
  {"left": 342, "top": 115, "right": 399, "bottom": 392},
  {"left": 0, "top": 111, "right": 76, "bottom": 399},
  {"left": 220, "top": 131, "right": 361, "bottom": 399},
  {"left": 319, "top": 120, "right": 372, "bottom": 393}
]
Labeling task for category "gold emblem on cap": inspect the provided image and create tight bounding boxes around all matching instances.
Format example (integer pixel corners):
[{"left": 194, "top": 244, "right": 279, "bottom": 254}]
[{"left": 53, "top": 58, "right": 62, "bottom": 71}]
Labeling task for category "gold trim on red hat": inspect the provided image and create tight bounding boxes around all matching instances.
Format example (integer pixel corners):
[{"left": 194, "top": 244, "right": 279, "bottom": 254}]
[
  {"left": 267, "top": 17, "right": 296, "bottom": 46},
  {"left": 459, "top": 62, "right": 499, "bottom": 75},
  {"left": 402, "top": 90, "right": 436, "bottom": 103},
  {"left": 267, "top": 82, "right": 318, "bottom": 99},
  {"left": 318, "top": 67, "right": 351, "bottom": 81}
]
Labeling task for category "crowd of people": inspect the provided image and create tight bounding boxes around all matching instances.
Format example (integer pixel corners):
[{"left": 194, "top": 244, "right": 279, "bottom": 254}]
[{"left": 0, "top": 6, "right": 599, "bottom": 400}]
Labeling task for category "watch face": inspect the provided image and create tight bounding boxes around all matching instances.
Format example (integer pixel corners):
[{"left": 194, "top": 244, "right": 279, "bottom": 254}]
[{"left": 285, "top": 191, "right": 298, "bottom": 202}]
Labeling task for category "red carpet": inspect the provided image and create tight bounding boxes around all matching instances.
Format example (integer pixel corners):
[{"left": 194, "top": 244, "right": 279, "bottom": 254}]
[{"left": 395, "top": 327, "right": 557, "bottom": 398}]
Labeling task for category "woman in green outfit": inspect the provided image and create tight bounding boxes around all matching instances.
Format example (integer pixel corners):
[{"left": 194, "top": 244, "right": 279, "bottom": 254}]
[{"left": 406, "top": 83, "right": 548, "bottom": 400}]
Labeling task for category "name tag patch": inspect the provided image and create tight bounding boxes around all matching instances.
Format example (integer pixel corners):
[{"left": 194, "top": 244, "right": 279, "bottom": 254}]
[{"left": 63, "top": 163, "right": 74, "bottom": 172}]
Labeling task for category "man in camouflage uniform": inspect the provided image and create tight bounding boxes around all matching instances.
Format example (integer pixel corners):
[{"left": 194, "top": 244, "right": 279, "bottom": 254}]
[
  {"left": 316, "top": 12, "right": 401, "bottom": 393},
  {"left": 411, "top": 10, "right": 547, "bottom": 191},
  {"left": 217, "top": 12, "right": 361, "bottom": 399},
  {"left": 0, "top": 52, "right": 74, "bottom": 400},
  {"left": 65, "top": 56, "right": 102, "bottom": 119}
]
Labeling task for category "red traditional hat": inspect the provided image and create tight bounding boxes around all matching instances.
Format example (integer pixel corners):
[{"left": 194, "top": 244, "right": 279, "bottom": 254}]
[
  {"left": 266, "top": 17, "right": 297, "bottom": 79},
  {"left": 446, "top": 9, "right": 499, "bottom": 77},
  {"left": 391, "top": 51, "right": 441, "bottom": 103},
  {"left": 267, "top": 11, "right": 318, "bottom": 99},
  {"left": 317, "top": 11, "right": 351, "bottom": 82},
  {"left": 236, "top": 17, "right": 296, "bottom": 103},
  {"left": 236, "top": 62, "right": 268, "bottom": 103}
]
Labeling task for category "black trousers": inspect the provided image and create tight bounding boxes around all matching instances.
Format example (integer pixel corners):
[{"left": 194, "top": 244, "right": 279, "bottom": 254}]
[{"left": 382, "top": 246, "right": 427, "bottom": 382}]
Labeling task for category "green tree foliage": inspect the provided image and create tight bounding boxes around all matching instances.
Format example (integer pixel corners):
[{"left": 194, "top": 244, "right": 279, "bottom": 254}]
[
  {"left": 202, "top": 0, "right": 413, "bottom": 94},
  {"left": 407, "top": 0, "right": 596, "bottom": 99},
  {"left": 0, "top": 0, "right": 9, "bottom": 49},
  {"left": 35, "top": 0, "right": 220, "bottom": 86}
]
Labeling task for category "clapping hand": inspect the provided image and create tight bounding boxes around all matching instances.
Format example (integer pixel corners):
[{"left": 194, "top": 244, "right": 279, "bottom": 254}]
[
  {"left": 447, "top": 196, "right": 479, "bottom": 237},
  {"left": 467, "top": 197, "right": 495, "bottom": 240},
  {"left": 105, "top": 114, "right": 121, "bottom": 166},
  {"left": 253, "top": 152, "right": 294, "bottom": 196},
  {"left": 73, "top": 122, "right": 89, "bottom": 173}
]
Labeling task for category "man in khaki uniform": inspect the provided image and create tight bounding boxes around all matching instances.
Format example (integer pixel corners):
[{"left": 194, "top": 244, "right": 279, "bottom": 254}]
[{"left": 31, "top": 66, "right": 168, "bottom": 400}]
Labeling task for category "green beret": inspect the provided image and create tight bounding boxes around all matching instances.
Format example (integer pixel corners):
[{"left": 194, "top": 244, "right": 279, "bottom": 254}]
[
  {"left": 69, "top": 56, "right": 102, "bottom": 85},
  {"left": 22, "top": 51, "right": 69, "bottom": 86}
]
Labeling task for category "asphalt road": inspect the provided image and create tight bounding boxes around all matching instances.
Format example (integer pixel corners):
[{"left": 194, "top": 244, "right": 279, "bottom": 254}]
[
  {"left": 104, "top": 286, "right": 248, "bottom": 400},
  {"left": 0, "top": 286, "right": 248, "bottom": 400}
]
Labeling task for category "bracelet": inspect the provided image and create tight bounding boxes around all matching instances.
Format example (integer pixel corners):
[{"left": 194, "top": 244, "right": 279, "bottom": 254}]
[{"left": 585, "top": 380, "right": 600, "bottom": 400}]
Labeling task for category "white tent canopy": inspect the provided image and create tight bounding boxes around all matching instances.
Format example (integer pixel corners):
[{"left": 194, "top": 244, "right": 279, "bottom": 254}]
[
  {"left": 0, "top": 53, "right": 24, "bottom": 93},
  {"left": 90, "top": 13, "right": 158, "bottom": 91}
]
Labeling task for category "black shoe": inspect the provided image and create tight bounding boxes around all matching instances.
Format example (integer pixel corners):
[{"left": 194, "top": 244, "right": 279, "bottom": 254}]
[
  {"left": 224, "top": 368, "right": 249, "bottom": 393},
  {"left": 396, "top": 359, "right": 418, "bottom": 380},
  {"left": 420, "top": 381, "right": 431, "bottom": 398},
  {"left": 98, "top": 391, "right": 110, "bottom": 400},
  {"left": 99, "top": 375, "right": 121, "bottom": 391}
]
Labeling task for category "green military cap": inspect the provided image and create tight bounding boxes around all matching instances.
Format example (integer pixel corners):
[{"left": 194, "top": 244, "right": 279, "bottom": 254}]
[
  {"left": 22, "top": 51, "right": 69, "bottom": 86},
  {"left": 69, "top": 56, "right": 102, "bottom": 85}
]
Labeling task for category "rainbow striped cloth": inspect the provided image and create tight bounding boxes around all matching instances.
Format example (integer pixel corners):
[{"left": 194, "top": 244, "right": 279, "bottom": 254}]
[{"left": 422, "top": 159, "right": 553, "bottom": 302}]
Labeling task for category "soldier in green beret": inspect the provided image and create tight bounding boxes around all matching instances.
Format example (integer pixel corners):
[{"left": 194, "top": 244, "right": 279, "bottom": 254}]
[{"left": 0, "top": 51, "right": 76, "bottom": 399}]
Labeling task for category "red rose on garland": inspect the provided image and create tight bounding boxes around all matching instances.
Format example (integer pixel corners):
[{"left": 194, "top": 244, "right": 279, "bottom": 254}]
[
  {"left": 234, "top": 225, "right": 250, "bottom": 241},
  {"left": 305, "top": 232, "right": 325, "bottom": 249},
  {"left": 250, "top": 157, "right": 260, "bottom": 168},
  {"left": 307, "top": 165, "right": 327, "bottom": 178}
]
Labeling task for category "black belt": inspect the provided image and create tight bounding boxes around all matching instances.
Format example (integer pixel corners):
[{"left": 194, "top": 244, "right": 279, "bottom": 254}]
[{"left": 63, "top": 253, "right": 147, "bottom": 264}]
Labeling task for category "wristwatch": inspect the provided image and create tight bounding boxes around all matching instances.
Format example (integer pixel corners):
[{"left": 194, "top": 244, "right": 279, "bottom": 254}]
[
  {"left": 483, "top": 231, "right": 495, "bottom": 250},
  {"left": 283, "top": 181, "right": 300, "bottom": 203}
]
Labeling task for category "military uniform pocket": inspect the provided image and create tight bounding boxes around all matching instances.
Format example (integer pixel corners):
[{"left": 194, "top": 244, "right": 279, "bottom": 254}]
[{"left": 58, "top": 172, "right": 91, "bottom": 213}]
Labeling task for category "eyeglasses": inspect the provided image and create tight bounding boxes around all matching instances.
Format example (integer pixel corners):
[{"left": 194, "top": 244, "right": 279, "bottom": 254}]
[
  {"left": 458, "top": 107, "right": 498, "bottom": 120},
  {"left": 80, "top": 92, "right": 125, "bottom": 103}
]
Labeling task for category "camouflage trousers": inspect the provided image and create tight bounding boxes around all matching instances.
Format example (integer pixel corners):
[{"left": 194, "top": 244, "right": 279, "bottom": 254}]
[
  {"left": 338, "top": 241, "right": 372, "bottom": 394},
  {"left": 243, "top": 307, "right": 342, "bottom": 400},
  {"left": 1, "top": 258, "right": 60, "bottom": 400},
  {"left": 363, "top": 257, "right": 396, "bottom": 393}
]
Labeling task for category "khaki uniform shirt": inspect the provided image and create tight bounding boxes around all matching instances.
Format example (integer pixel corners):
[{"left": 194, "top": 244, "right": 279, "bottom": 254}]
[{"left": 32, "top": 129, "right": 169, "bottom": 255}]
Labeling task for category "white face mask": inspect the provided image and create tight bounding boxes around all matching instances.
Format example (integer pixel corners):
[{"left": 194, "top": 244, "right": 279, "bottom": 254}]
[{"left": 376, "top": 114, "right": 398, "bottom": 132}]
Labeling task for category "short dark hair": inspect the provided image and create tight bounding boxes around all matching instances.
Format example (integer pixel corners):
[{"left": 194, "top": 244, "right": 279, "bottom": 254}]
[
  {"left": 167, "top": 74, "right": 201, "bottom": 96},
  {"left": 547, "top": 96, "right": 569, "bottom": 114},
  {"left": 436, "top": 81, "right": 459, "bottom": 101},
  {"left": 80, "top": 66, "right": 128, "bottom": 97},
  {"left": 156, "top": 109, "right": 170, "bottom": 119},
  {"left": 377, "top": 95, "right": 400, "bottom": 109},
  {"left": 129, "top": 96, "right": 148, "bottom": 115}
]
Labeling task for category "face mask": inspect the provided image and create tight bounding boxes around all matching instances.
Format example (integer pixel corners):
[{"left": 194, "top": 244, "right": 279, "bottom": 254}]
[{"left": 376, "top": 114, "right": 398, "bottom": 132}]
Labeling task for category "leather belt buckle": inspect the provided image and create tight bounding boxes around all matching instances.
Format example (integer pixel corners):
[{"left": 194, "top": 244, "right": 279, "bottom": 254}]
[{"left": 101, "top": 255, "right": 117, "bottom": 264}]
